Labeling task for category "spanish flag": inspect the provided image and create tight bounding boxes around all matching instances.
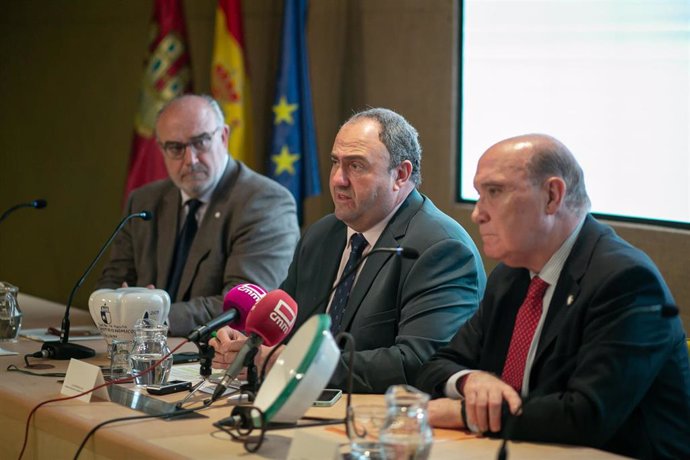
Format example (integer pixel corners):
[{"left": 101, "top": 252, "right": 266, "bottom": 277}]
[
  {"left": 124, "top": 0, "right": 193, "bottom": 200},
  {"left": 211, "top": 0, "right": 256, "bottom": 170}
]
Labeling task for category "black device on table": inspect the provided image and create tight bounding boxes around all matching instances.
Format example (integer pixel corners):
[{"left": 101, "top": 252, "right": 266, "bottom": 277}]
[{"left": 146, "top": 380, "right": 192, "bottom": 395}]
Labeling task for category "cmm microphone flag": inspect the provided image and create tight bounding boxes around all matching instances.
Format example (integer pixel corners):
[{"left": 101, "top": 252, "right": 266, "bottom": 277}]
[{"left": 211, "top": 289, "right": 298, "bottom": 401}]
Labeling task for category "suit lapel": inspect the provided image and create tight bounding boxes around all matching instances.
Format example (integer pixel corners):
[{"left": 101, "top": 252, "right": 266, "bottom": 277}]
[
  {"left": 533, "top": 216, "right": 603, "bottom": 365},
  {"left": 484, "top": 270, "right": 531, "bottom": 375},
  {"left": 156, "top": 188, "right": 181, "bottom": 289},
  {"left": 340, "top": 190, "right": 423, "bottom": 331},
  {"left": 304, "top": 222, "right": 347, "bottom": 318},
  {"left": 177, "top": 161, "right": 238, "bottom": 300}
]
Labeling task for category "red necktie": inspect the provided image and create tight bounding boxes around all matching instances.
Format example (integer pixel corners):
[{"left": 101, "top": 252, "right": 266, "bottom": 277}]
[{"left": 501, "top": 276, "right": 549, "bottom": 393}]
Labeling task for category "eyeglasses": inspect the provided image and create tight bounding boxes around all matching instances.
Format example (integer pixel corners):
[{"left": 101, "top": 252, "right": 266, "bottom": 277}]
[{"left": 159, "top": 127, "right": 222, "bottom": 160}]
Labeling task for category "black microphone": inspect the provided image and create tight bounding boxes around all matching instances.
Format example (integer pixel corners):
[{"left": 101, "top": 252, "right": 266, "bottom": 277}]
[
  {"left": 310, "top": 245, "right": 419, "bottom": 318},
  {"left": 0, "top": 199, "right": 47, "bottom": 224},
  {"left": 40, "top": 210, "right": 152, "bottom": 360}
]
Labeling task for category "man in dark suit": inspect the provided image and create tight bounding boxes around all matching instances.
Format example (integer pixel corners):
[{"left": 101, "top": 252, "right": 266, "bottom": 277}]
[
  {"left": 98, "top": 95, "right": 300, "bottom": 336},
  {"left": 211, "top": 108, "right": 486, "bottom": 392},
  {"left": 416, "top": 134, "right": 690, "bottom": 458}
]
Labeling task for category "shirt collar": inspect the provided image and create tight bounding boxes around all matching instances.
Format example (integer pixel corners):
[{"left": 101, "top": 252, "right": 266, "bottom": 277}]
[
  {"left": 533, "top": 216, "right": 586, "bottom": 285},
  {"left": 345, "top": 199, "right": 406, "bottom": 250}
]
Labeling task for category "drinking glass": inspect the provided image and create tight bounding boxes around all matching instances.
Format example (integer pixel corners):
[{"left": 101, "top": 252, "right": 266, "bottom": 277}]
[
  {"left": 109, "top": 339, "right": 132, "bottom": 381},
  {"left": 129, "top": 319, "right": 172, "bottom": 386},
  {"left": 347, "top": 404, "right": 393, "bottom": 459}
]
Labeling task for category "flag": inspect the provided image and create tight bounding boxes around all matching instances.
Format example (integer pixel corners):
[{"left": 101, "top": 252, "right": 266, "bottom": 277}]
[
  {"left": 124, "top": 0, "right": 193, "bottom": 200},
  {"left": 211, "top": 0, "right": 256, "bottom": 170},
  {"left": 269, "top": 0, "right": 321, "bottom": 222}
]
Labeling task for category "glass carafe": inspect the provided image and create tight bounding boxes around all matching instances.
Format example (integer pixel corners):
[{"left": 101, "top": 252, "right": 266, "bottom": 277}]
[
  {"left": 379, "top": 385, "right": 433, "bottom": 460},
  {"left": 0, "top": 282, "right": 21, "bottom": 342},
  {"left": 129, "top": 319, "right": 172, "bottom": 386}
]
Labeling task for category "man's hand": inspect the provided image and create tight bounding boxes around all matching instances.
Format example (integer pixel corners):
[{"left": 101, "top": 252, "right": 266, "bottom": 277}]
[
  {"left": 428, "top": 398, "right": 464, "bottom": 429},
  {"left": 462, "top": 371, "right": 522, "bottom": 433},
  {"left": 120, "top": 282, "right": 155, "bottom": 289},
  {"left": 209, "top": 326, "right": 248, "bottom": 369},
  {"left": 209, "top": 326, "right": 286, "bottom": 375}
]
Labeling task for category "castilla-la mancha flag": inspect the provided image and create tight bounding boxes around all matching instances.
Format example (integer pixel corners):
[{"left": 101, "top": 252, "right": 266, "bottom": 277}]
[
  {"left": 124, "top": 0, "right": 193, "bottom": 200},
  {"left": 211, "top": 0, "right": 256, "bottom": 170}
]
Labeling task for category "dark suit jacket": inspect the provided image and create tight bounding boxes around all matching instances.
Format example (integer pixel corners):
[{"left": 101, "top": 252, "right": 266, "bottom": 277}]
[
  {"left": 98, "top": 160, "right": 300, "bottom": 336},
  {"left": 280, "top": 189, "right": 486, "bottom": 393},
  {"left": 417, "top": 216, "right": 690, "bottom": 459}
]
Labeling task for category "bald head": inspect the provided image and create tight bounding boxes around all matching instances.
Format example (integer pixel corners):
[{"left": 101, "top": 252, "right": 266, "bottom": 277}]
[{"left": 486, "top": 134, "right": 591, "bottom": 216}]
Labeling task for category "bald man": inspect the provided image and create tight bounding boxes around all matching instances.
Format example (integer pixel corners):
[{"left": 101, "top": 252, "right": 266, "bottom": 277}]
[
  {"left": 416, "top": 134, "right": 690, "bottom": 459},
  {"left": 98, "top": 94, "right": 300, "bottom": 336}
]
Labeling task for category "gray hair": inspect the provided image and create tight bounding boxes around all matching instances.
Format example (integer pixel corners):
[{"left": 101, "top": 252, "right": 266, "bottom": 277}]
[
  {"left": 156, "top": 94, "right": 225, "bottom": 127},
  {"left": 345, "top": 108, "right": 422, "bottom": 185},
  {"left": 527, "top": 135, "right": 591, "bottom": 214}
]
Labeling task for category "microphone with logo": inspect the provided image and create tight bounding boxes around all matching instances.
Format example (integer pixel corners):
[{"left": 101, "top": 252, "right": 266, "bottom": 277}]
[
  {"left": 188, "top": 283, "right": 266, "bottom": 379},
  {"left": 211, "top": 289, "right": 298, "bottom": 402},
  {"left": 0, "top": 199, "right": 47, "bottom": 224},
  {"left": 187, "top": 283, "right": 266, "bottom": 342},
  {"left": 38, "top": 210, "right": 152, "bottom": 360}
]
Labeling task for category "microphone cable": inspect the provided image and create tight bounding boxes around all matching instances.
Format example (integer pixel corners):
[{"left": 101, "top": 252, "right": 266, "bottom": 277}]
[
  {"left": 72, "top": 403, "right": 217, "bottom": 460},
  {"left": 214, "top": 332, "right": 358, "bottom": 454},
  {"left": 16, "top": 339, "right": 189, "bottom": 460}
]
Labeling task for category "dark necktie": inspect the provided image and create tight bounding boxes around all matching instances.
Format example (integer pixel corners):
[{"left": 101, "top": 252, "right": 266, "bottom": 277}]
[
  {"left": 167, "top": 199, "right": 202, "bottom": 301},
  {"left": 329, "top": 233, "right": 368, "bottom": 335},
  {"left": 501, "top": 276, "right": 549, "bottom": 393}
]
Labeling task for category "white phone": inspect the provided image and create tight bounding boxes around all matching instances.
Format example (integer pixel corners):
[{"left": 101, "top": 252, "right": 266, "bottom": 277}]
[{"left": 312, "top": 389, "right": 343, "bottom": 407}]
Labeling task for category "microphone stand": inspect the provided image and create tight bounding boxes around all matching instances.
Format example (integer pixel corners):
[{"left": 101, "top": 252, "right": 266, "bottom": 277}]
[
  {"left": 212, "top": 246, "right": 419, "bottom": 452},
  {"left": 40, "top": 211, "right": 151, "bottom": 360},
  {"left": 214, "top": 331, "right": 357, "bottom": 454}
]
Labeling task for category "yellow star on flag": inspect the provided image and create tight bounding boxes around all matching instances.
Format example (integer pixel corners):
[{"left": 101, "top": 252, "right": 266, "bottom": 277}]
[
  {"left": 272, "top": 145, "right": 301, "bottom": 175},
  {"left": 272, "top": 96, "right": 298, "bottom": 125}
]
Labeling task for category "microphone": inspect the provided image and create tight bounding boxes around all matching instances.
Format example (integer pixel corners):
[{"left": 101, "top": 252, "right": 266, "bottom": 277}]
[
  {"left": 40, "top": 210, "right": 152, "bottom": 360},
  {"left": 0, "top": 198, "right": 47, "bottom": 224},
  {"left": 187, "top": 283, "right": 267, "bottom": 342},
  {"left": 309, "top": 245, "right": 419, "bottom": 322},
  {"left": 211, "top": 289, "right": 298, "bottom": 402}
]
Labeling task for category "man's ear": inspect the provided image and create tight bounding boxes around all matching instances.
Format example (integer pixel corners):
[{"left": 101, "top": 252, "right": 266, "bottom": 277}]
[
  {"left": 221, "top": 124, "right": 231, "bottom": 149},
  {"left": 544, "top": 177, "right": 566, "bottom": 214},
  {"left": 394, "top": 160, "right": 413, "bottom": 189}
]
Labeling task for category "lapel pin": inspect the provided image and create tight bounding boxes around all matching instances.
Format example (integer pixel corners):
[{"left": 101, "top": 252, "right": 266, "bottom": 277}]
[
  {"left": 214, "top": 211, "right": 221, "bottom": 219},
  {"left": 566, "top": 294, "right": 575, "bottom": 306}
]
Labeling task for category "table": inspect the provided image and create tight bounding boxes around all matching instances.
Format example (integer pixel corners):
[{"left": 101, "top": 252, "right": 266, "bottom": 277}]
[{"left": 0, "top": 295, "right": 628, "bottom": 459}]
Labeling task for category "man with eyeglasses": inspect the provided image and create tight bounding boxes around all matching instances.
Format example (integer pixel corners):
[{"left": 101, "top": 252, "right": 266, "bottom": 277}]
[{"left": 98, "top": 94, "right": 300, "bottom": 336}]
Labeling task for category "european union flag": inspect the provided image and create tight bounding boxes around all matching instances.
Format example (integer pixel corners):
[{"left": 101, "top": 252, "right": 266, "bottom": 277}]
[{"left": 268, "top": 0, "right": 321, "bottom": 222}]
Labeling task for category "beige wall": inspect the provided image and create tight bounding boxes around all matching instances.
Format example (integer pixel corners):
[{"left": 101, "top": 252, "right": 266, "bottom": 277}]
[{"left": 1, "top": 0, "right": 688, "bottom": 329}]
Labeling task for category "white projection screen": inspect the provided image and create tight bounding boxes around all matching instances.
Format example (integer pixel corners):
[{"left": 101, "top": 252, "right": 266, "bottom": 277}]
[{"left": 459, "top": 0, "right": 690, "bottom": 228}]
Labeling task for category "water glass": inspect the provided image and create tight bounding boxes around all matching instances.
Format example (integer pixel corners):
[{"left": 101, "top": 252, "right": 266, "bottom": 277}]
[
  {"left": 347, "top": 404, "right": 391, "bottom": 459},
  {"left": 379, "top": 385, "right": 433, "bottom": 460},
  {"left": 109, "top": 339, "right": 132, "bottom": 381},
  {"left": 129, "top": 319, "right": 172, "bottom": 386}
]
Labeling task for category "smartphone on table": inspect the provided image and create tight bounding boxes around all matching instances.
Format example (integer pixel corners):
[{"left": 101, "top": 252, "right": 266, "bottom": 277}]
[{"left": 312, "top": 389, "right": 343, "bottom": 407}]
